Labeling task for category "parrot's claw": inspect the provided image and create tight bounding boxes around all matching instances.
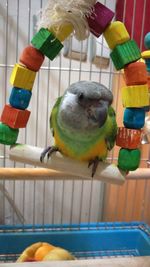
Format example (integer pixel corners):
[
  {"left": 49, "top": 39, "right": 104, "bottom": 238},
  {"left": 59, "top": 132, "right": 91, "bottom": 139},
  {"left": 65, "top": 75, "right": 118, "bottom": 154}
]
[
  {"left": 40, "top": 146, "right": 59, "bottom": 162},
  {"left": 88, "top": 157, "right": 99, "bottom": 178}
]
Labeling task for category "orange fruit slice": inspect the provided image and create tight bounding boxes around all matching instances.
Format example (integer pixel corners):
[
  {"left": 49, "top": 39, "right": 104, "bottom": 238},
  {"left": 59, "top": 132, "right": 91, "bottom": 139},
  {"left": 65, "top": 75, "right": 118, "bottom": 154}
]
[{"left": 34, "top": 244, "right": 55, "bottom": 261}]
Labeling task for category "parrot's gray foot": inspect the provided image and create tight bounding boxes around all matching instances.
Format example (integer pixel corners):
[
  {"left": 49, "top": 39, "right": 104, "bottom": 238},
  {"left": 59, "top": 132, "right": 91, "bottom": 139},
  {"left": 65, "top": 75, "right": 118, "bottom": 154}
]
[
  {"left": 88, "top": 157, "right": 99, "bottom": 177},
  {"left": 40, "top": 146, "right": 59, "bottom": 162}
]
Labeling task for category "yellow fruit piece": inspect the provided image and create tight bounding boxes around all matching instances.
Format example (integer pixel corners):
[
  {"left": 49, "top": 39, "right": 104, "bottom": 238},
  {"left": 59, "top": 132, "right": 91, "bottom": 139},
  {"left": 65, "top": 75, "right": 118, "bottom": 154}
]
[
  {"left": 141, "top": 50, "right": 150, "bottom": 59},
  {"left": 49, "top": 23, "right": 73, "bottom": 42},
  {"left": 122, "top": 84, "right": 149, "bottom": 107},
  {"left": 104, "top": 21, "right": 130, "bottom": 50},
  {"left": 10, "top": 63, "right": 36, "bottom": 90},
  {"left": 43, "top": 247, "right": 75, "bottom": 261},
  {"left": 34, "top": 244, "right": 55, "bottom": 261},
  {"left": 17, "top": 242, "right": 44, "bottom": 262}
]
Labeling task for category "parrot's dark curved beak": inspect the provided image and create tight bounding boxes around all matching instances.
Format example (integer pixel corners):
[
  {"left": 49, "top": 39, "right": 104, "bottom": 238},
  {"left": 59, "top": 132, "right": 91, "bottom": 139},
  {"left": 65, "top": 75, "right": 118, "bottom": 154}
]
[{"left": 89, "top": 105, "right": 108, "bottom": 128}]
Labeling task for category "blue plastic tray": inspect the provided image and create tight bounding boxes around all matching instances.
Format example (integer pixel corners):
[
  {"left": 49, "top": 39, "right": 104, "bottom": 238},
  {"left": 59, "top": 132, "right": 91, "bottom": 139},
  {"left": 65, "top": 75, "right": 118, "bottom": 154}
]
[{"left": 0, "top": 222, "right": 150, "bottom": 262}]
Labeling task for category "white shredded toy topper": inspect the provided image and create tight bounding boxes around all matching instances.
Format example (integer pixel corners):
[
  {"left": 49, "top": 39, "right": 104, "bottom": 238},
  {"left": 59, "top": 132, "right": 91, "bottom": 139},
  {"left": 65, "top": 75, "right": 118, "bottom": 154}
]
[{"left": 38, "top": 0, "right": 96, "bottom": 40}]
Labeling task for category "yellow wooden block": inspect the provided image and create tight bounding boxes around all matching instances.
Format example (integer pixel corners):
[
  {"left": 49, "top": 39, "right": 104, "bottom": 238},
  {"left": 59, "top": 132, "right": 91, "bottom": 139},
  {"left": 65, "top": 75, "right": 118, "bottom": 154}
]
[
  {"left": 49, "top": 23, "right": 73, "bottom": 42},
  {"left": 141, "top": 50, "right": 150, "bottom": 59},
  {"left": 122, "top": 84, "right": 149, "bottom": 107},
  {"left": 10, "top": 63, "right": 36, "bottom": 90},
  {"left": 103, "top": 21, "right": 130, "bottom": 50}
]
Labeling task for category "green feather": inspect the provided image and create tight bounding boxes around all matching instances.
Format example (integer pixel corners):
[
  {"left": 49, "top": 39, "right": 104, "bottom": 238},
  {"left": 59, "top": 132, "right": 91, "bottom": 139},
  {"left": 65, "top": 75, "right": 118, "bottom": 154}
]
[{"left": 105, "top": 106, "right": 117, "bottom": 151}]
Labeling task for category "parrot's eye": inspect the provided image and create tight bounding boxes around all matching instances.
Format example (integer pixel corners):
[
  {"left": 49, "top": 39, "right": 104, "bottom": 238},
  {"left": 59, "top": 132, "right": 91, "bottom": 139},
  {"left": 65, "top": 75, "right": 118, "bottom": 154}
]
[{"left": 78, "top": 92, "right": 84, "bottom": 101}]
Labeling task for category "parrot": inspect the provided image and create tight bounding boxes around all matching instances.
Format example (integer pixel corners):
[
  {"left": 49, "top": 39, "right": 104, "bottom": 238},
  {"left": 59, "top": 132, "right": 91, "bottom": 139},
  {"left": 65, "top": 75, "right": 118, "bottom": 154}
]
[{"left": 40, "top": 81, "right": 117, "bottom": 177}]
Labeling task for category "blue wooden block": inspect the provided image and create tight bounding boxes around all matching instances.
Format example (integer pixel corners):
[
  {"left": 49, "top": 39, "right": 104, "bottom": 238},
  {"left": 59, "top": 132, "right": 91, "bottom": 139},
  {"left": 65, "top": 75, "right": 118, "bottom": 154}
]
[
  {"left": 123, "top": 108, "right": 145, "bottom": 129},
  {"left": 144, "top": 32, "right": 150, "bottom": 49},
  {"left": 145, "top": 58, "right": 150, "bottom": 72},
  {"left": 9, "top": 87, "right": 32, "bottom": 110}
]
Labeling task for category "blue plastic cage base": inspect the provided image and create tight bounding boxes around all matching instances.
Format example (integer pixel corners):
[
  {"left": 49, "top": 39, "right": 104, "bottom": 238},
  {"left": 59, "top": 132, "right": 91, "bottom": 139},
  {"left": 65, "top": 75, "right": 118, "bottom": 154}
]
[{"left": 0, "top": 222, "right": 150, "bottom": 263}]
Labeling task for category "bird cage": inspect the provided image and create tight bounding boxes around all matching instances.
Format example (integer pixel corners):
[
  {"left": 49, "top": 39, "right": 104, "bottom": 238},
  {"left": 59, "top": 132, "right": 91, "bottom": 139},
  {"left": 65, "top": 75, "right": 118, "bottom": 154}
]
[{"left": 0, "top": 0, "right": 150, "bottom": 266}]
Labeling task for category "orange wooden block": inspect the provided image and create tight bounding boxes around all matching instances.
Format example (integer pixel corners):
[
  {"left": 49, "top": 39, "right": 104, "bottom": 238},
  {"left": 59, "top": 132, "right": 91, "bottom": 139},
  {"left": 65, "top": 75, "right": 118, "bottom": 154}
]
[
  {"left": 147, "top": 76, "right": 150, "bottom": 89},
  {"left": 1, "top": 104, "right": 30, "bottom": 129},
  {"left": 19, "top": 46, "right": 45, "bottom": 72},
  {"left": 116, "top": 127, "right": 142, "bottom": 149},
  {"left": 124, "top": 62, "right": 147, "bottom": 86}
]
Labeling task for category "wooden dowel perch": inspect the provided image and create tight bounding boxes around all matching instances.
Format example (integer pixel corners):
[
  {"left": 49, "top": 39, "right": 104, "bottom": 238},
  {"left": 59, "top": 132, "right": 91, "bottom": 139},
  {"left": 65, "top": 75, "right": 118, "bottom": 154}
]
[{"left": 9, "top": 144, "right": 126, "bottom": 185}]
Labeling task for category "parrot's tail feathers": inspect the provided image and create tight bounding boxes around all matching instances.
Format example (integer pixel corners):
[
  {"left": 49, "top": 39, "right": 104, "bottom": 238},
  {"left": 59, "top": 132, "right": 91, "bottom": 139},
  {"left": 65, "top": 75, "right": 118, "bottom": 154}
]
[{"left": 40, "top": 146, "right": 59, "bottom": 162}]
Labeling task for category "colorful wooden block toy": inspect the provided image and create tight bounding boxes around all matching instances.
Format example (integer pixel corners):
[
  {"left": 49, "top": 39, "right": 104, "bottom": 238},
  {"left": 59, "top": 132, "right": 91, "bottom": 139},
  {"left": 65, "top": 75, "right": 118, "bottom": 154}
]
[
  {"left": 144, "top": 32, "right": 150, "bottom": 49},
  {"left": 122, "top": 84, "right": 149, "bottom": 107},
  {"left": 9, "top": 87, "right": 32, "bottom": 110},
  {"left": 110, "top": 39, "right": 141, "bottom": 70},
  {"left": 50, "top": 23, "right": 74, "bottom": 42},
  {"left": 103, "top": 21, "right": 130, "bottom": 50},
  {"left": 0, "top": 122, "right": 19, "bottom": 145},
  {"left": 19, "top": 46, "right": 45, "bottom": 72},
  {"left": 141, "top": 51, "right": 150, "bottom": 71},
  {"left": 1, "top": 104, "right": 31, "bottom": 129},
  {"left": 10, "top": 64, "right": 36, "bottom": 90},
  {"left": 147, "top": 75, "right": 150, "bottom": 88},
  {"left": 31, "top": 28, "right": 63, "bottom": 61},
  {"left": 118, "top": 148, "right": 141, "bottom": 171},
  {"left": 124, "top": 62, "right": 147, "bottom": 86},
  {"left": 123, "top": 108, "right": 146, "bottom": 129},
  {"left": 116, "top": 127, "right": 142, "bottom": 149},
  {"left": 86, "top": 2, "right": 114, "bottom": 37}
]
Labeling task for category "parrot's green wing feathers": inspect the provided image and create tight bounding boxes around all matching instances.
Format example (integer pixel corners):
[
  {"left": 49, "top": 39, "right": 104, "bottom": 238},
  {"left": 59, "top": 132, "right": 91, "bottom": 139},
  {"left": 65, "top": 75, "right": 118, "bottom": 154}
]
[
  {"left": 50, "top": 96, "right": 62, "bottom": 136},
  {"left": 105, "top": 106, "right": 117, "bottom": 151}
]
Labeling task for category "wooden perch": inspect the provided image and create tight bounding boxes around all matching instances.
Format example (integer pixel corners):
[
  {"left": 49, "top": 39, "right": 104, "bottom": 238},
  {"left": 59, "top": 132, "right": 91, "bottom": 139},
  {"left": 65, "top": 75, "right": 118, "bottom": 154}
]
[{"left": 9, "top": 144, "right": 126, "bottom": 185}]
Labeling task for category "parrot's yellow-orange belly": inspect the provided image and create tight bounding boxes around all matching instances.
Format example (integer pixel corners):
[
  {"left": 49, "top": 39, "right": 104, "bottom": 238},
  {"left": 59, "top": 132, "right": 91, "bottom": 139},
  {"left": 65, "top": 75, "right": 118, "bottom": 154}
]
[{"left": 54, "top": 132, "right": 108, "bottom": 161}]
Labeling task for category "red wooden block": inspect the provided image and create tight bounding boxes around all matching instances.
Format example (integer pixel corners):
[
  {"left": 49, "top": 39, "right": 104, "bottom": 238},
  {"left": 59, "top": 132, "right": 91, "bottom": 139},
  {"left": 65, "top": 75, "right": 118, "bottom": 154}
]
[
  {"left": 124, "top": 62, "right": 147, "bottom": 86},
  {"left": 116, "top": 127, "right": 142, "bottom": 149},
  {"left": 1, "top": 104, "right": 30, "bottom": 129},
  {"left": 86, "top": 2, "right": 114, "bottom": 37},
  {"left": 19, "top": 45, "right": 45, "bottom": 72}
]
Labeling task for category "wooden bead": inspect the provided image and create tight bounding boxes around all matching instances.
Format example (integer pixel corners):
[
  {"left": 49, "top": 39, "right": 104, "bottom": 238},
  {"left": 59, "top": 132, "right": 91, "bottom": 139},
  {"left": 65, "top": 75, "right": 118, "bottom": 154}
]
[
  {"left": 116, "top": 127, "right": 142, "bottom": 149},
  {"left": 118, "top": 148, "right": 141, "bottom": 171},
  {"left": 145, "top": 58, "right": 150, "bottom": 72},
  {"left": 50, "top": 23, "right": 73, "bottom": 42},
  {"left": 9, "top": 87, "right": 32, "bottom": 110},
  {"left": 144, "top": 32, "right": 150, "bottom": 49},
  {"left": 31, "top": 28, "right": 63, "bottom": 60},
  {"left": 86, "top": 2, "right": 114, "bottom": 37},
  {"left": 1, "top": 104, "right": 30, "bottom": 129},
  {"left": 103, "top": 21, "right": 130, "bottom": 50},
  {"left": 123, "top": 108, "right": 146, "bottom": 129},
  {"left": 141, "top": 50, "right": 150, "bottom": 59},
  {"left": 110, "top": 40, "right": 141, "bottom": 70},
  {"left": 124, "top": 62, "right": 147, "bottom": 86},
  {"left": 0, "top": 122, "right": 19, "bottom": 145},
  {"left": 147, "top": 76, "right": 150, "bottom": 88},
  {"left": 141, "top": 51, "right": 150, "bottom": 71},
  {"left": 122, "top": 84, "right": 149, "bottom": 107},
  {"left": 10, "top": 64, "right": 36, "bottom": 90},
  {"left": 19, "top": 46, "right": 45, "bottom": 72}
]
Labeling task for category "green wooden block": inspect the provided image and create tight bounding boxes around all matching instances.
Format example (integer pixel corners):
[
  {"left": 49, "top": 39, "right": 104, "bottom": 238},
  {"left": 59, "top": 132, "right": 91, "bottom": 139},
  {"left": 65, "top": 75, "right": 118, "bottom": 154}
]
[
  {"left": 0, "top": 122, "right": 19, "bottom": 145},
  {"left": 110, "top": 40, "right": 141, "bottom": 70},
  {"left": 31, "top": 28, "right": 63, "bottom": 60},
  {"left": 118, "top": 148, "right": 141, "bottom": 171}
]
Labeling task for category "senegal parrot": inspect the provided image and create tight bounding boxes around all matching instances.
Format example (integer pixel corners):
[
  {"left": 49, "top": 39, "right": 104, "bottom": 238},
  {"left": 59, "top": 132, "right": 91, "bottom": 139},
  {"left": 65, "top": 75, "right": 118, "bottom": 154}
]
[{"left": 40, "top": 81, "right": 117, "bottom": 177}]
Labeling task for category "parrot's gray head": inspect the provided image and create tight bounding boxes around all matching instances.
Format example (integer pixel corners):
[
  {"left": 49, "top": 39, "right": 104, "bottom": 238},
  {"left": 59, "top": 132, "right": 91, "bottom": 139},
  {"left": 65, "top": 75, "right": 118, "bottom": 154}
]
[{"left": 58, "top": 81, "right": 113, "bottom": 132}]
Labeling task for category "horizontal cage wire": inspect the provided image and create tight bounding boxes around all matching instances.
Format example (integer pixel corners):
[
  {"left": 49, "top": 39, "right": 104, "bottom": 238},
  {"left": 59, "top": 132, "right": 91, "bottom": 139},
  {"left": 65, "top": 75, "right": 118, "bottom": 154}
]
[{"left": 0, "top": 0, "right": 150, "bottom": 264}]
